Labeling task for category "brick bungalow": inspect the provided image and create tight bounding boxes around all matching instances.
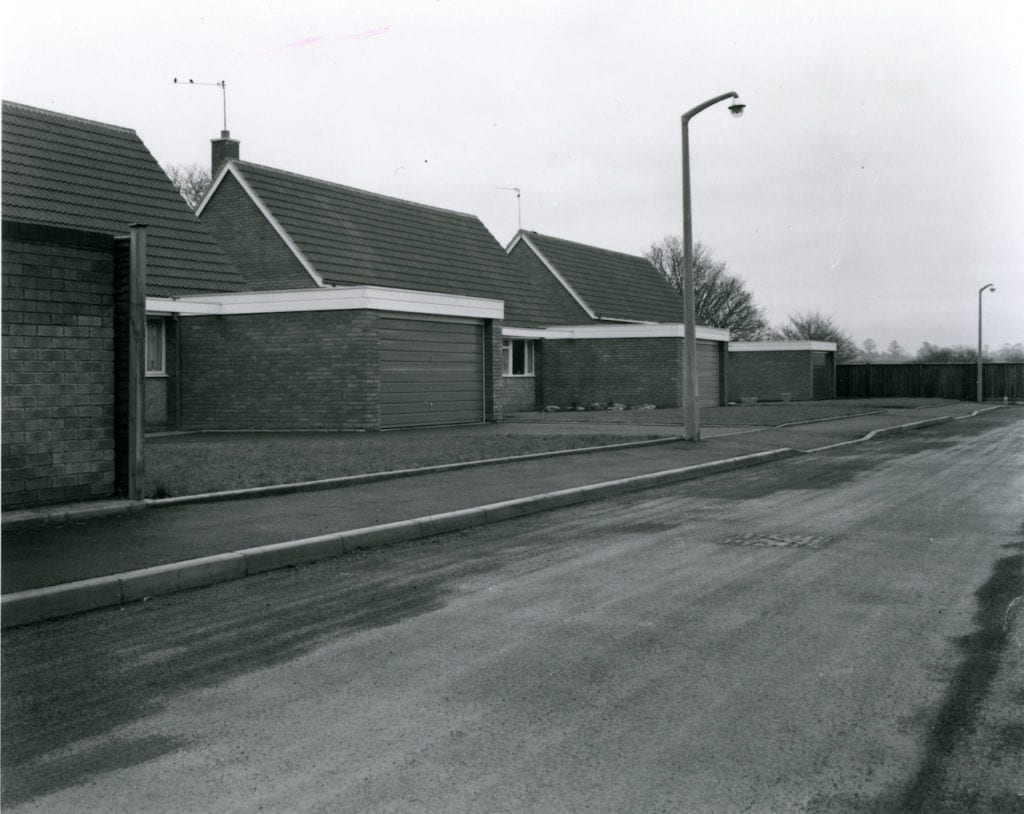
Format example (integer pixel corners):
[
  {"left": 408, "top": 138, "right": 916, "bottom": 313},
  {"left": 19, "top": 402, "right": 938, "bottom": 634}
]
[
  {"left": 150, "top": 138, "right": 557, "bottom": 431},
  {"left": 1, "top": 101, "right": 245, "bottom": 508},
  {"left": 728, "top": 341, "right": 837, "bottom": 402},
  {"left": 502, "top": 231, "right": 730, "bottom": 412}
]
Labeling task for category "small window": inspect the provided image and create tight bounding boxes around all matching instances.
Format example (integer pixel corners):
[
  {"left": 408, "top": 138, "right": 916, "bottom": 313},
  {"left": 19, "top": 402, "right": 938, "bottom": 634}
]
[
  {"left": 146, "top": 317, "right": 166, "bottom": 376},
  {"left": 502, "top": 339, "right": 535, "bottom": 377}
]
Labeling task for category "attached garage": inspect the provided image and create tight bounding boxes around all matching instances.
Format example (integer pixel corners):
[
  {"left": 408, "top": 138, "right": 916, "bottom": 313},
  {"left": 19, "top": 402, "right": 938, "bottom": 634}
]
[
  {"left": 380, "top": 316, "right": 485, "bottom": 429},
  {"left": 515, "top": 324, "right": 729, "bottom": 410},
  {"left": 728, "top": 341, "right": 837, "bottom": 402}
]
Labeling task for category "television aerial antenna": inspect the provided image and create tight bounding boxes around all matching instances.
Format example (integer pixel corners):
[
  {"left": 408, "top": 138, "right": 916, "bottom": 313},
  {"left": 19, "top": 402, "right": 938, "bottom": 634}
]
[
  {"left": 173, "top": 78, "right": 228, "bottom": 131},
  {"left": 497, "top": 186, "right": 522, "bottom": 231}
]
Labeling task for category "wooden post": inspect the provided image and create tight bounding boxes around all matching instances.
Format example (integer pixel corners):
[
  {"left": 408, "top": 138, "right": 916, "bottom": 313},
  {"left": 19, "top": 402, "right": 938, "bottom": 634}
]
[{"left": 128, "top": 225, "right": 147, "bottom": 500}]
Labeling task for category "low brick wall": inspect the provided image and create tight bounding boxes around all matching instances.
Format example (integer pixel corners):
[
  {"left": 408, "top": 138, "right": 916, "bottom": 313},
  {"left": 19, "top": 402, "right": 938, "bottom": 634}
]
[{"left": 2, "top": 223, "right": 122, "bottom": 508}]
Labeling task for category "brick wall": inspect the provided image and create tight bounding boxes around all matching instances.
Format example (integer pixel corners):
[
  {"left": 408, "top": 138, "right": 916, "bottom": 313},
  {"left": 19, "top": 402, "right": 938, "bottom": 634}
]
[
  {"left": 200, "top": 173, "right": 318, "bottom": 291},
  {"left": 501, "top": 376, "right": 537, "bottom": 413},
  {"left": 2, "top": 223, "right": 120, "bottom": 508},
  {"left": 728, "top": 351, "right": 816, "bottom": 402},
  {"left": 179, "top": 309, "right": 380, "bottom": 430},
  {"left": 541, "top": 338, "right": 684, "bottom": 408},
  {"left": 483, "top": 320, "right": 504, "bottom": 423}
]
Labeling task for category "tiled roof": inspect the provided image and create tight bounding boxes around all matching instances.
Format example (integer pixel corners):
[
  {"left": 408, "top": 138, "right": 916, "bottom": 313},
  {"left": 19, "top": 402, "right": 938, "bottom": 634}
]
[
  {"left": 519, "top": 231, "right": 685, "bottom": 323},
  {"left": 225, "top": 161, "right": 537, "bottom": 308},
  {"left": 1, "top": 101, "right": 245, "bottom": 296}
]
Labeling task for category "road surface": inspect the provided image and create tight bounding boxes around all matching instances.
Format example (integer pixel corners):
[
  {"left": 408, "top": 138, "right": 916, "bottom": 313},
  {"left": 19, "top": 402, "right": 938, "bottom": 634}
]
[{"left": 2, "top": 409, "right": 1022, "bottom": 812}]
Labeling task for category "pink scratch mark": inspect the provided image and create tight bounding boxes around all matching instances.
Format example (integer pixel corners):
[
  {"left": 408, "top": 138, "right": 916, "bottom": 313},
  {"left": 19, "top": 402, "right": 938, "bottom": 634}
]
[
  {"left": 278, "top": 27, "right": 389, "bottom": 50},
  {"left": 282, "top": 36, "right": 326, "bottom": 49}
]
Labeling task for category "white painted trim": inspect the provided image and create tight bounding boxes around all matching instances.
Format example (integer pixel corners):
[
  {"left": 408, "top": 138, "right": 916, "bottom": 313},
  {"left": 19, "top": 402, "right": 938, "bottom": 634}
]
[
  {"left": 195, "top": 162, "right": 325, "bottom": 288},
  {"left": 146, "top": 286, "right": 504, "bottom": 320},
  {"left": 730, "top": 341, "right": 837, "bottom": 353},
  {"left": 502, "top": 323, "right": 730, "bottom": 342},
  {"left": 516, "top": 233, "right": 598, "bottom": 320}
]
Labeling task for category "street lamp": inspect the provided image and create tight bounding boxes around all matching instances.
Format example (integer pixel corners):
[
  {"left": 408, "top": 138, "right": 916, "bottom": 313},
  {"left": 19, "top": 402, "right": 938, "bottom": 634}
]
[
  {"left": 681, "top": 91, "right": 744, "bottom": 441},
  {"left": 977, "top": 283, "right": 995, "bottom": 402}
]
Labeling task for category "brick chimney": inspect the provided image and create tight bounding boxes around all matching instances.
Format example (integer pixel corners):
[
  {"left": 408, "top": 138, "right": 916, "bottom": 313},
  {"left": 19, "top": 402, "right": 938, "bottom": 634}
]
[{"left": 211, "top": 130, "right": 239, "bottom": 175}]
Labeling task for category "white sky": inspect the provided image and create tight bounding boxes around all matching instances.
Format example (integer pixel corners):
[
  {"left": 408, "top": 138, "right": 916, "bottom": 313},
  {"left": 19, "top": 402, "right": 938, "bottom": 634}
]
[{"left": 4, "top": 0, "right": 1022, "bottom": 352}]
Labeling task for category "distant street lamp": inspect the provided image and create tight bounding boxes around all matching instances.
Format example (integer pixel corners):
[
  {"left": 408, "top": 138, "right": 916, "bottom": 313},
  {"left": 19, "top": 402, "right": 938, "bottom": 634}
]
[
  {"left": 681, "top": 92, "right": 745, "bottom": 441},
  {"left": 977, "top": 283, "right": 995, "bottom": 402}
]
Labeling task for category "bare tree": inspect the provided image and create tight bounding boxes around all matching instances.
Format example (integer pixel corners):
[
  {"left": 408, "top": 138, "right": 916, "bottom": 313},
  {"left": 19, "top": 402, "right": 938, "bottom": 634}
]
[
  {"left": 165, "top": 163, "right": 212, "bottom": 211},
  {"left": 773, "top": 311, "right": 858, "bottom": 361},
  {"left": 645, "top": 238, "right": 770, "bottom": 341},
  {"left": 916, "top": 343, "right": 982, "bottom": 363}
]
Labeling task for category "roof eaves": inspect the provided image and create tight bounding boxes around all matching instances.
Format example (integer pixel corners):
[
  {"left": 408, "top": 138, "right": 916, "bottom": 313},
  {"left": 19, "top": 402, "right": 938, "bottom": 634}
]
[
  {"left": 202, "top": 161, "right": 325, "bottom": 288},
  {"left": 517, "top": 233, "right": 597, "bottom": 321}
]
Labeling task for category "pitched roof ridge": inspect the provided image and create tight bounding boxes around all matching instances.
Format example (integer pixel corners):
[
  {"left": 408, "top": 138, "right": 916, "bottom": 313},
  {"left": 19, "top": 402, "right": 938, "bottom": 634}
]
[
  {"left": 525, "top": 230, "right": 650, "bottom": 263},
  {"left": 2, "top": 99, "right": 137, "bottom": 136},
  {"left": 232, "top": 160, "right": 481, "bottom": 222}
]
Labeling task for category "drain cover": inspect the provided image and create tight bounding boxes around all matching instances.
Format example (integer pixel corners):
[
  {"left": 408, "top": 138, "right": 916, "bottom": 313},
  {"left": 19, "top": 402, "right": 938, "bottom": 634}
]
[{"left": 719, "top": 533, "right": 834, "bottom": 549}]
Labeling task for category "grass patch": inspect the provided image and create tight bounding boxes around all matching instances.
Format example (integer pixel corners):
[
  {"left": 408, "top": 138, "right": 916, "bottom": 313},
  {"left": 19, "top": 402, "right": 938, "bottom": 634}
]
[{"left": 145, "top": 431, "right": 662, "bottom": 498}]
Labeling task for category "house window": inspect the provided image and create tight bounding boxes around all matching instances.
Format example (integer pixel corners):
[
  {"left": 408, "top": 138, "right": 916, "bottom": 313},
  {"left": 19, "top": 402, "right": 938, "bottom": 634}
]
[
  {"left": 502, "top": 339, "right": 535, "bottom": 377},
  {"left": 146, "top": 317, "right": 166, "bottom": 376}
]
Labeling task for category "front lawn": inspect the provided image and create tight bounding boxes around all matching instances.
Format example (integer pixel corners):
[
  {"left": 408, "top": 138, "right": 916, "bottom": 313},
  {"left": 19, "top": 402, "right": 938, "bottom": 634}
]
[{"left": 145, "top": 430, "right": 664, "bottom": 498}]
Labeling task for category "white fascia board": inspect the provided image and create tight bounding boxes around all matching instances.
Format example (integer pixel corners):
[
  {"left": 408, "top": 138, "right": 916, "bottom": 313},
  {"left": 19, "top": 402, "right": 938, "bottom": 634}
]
[
  {"left": 502, "top": 323, "right": 730, "bottom": 342},
  {"left": 195, "top": 162, "right": 325, "bottom": 288},
  {"left": 147, "top": 286, "right": 504, "bottom": 320},
  {"left": 146, "top": 297, "right": 223, "bottom": 316},
  {"left": 501, "top": 326, "right": 551, "bottom": 339},
  {"left": 517, "top": 234, "right": 598, "bottom": 320},
  {"left": 730, "top": 340, "right": 837, "bottom": 352}
]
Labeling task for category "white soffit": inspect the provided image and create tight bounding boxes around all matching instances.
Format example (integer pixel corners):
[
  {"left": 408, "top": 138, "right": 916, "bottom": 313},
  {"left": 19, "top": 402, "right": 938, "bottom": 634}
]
[
  {"left": 730, "top": 340, "right": 837, "bottom": 352},
  {"left": 147, "top": 286, "right": 504, "bottom": 320}
]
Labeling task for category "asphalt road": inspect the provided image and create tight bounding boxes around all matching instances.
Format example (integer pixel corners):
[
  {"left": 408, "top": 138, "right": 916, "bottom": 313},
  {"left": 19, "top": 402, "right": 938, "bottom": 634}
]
[{"left": 2, "top": 410, "right": 1022, "bottom": 812}]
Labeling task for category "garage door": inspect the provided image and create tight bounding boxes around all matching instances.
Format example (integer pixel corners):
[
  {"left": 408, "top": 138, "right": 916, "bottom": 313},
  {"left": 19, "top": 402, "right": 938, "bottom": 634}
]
[
  {"left": 379, "top": 316, "right": 485, "bottom": 428},
  {"left": 696, "top": 340, "right": 722, "bottom": 407}
]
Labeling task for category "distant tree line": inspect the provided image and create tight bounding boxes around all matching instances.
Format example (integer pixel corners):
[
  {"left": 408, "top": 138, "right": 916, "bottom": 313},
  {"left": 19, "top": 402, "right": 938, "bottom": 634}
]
[{"left": 646, "top": 236, "right": 1022, "bottom": 366}]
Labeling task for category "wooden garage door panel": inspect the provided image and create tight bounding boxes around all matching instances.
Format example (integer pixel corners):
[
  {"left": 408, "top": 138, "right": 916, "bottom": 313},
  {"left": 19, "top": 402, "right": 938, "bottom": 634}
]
[
  {"left": 379, "top": 316, "right": 484, "bottom": 428},
  {"left": 696, "top": 341, "right": 721, "bottom": 408}
]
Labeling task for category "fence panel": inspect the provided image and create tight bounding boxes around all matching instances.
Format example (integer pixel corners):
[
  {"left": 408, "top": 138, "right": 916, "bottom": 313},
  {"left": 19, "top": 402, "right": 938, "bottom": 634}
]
[{"left": 837, "top": 363, "right": 1024, "bottom": 400}]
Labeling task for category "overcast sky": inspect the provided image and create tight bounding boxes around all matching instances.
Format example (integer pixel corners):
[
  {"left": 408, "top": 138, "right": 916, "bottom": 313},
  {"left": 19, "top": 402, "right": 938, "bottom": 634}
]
[{"left": 4, "top": 0, "right": 1022, "bottom": 352}]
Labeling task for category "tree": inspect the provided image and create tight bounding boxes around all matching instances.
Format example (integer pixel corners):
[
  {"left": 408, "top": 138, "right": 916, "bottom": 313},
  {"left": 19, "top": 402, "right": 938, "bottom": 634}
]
[
  {"left": 885, "top": 340, "right": 909, "bottom": 361},
  {"left": 994, "top": 343, "right": 1024, "bottom": 362},
  {"left": 916, "top": 343, "right": 980, "bottom": 363},
  {"left": 645, "top": 238, "right": 770, "bottom": 340},
  {"left": 165, "top": 163, "right": 212, "bottom": 211},
  {"left": 773, "top": 311, "right": 858, "bottom": 361}
]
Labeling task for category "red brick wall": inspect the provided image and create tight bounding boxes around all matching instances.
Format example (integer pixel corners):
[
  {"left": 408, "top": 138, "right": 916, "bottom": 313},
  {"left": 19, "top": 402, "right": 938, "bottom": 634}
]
[
  {"left": 178, "top": 310, "right": 380, "bottom": 430},
  {"left": 541, "top": 338, "right": 684, "bottom": 408},
  {"left": 728, "top": 351, "right": 816, "bottom": 401},
  {"left": 2, "top": 224, "right": 120, "bottom": 508},
  {"left": 200, "top": 173, "right": 318, "bottom": 291}
]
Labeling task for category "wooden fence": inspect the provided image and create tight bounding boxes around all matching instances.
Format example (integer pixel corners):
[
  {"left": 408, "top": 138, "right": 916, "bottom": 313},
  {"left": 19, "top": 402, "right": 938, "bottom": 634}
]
[{"left": 837, "top": 363, "right": 1024, "bottom": 401}]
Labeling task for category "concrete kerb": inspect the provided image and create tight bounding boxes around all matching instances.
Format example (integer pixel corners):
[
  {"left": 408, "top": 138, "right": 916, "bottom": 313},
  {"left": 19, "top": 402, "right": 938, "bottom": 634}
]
[{"left": 0, "top": 447, "right": 797, "bottom": 628}]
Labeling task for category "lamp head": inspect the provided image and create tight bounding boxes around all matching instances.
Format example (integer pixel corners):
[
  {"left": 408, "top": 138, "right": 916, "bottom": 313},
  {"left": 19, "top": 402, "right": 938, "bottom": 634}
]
[{"left": 728, "top": 101, "right": 746, "bottom": 117}]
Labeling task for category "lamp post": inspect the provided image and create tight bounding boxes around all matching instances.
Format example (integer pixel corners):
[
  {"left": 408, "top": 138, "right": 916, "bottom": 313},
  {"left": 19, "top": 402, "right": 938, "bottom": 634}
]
[
  {"left": 977, "top": 283, "right": 995, "bottom": 402},
  {"left": 681, "top": 92, "right": 745, "bottom": 441}
]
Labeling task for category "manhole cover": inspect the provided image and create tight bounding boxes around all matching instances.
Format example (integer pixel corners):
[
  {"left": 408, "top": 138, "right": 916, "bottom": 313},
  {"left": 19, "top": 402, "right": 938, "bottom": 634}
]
[{"left": 719, "top": 533, "right": 834, "bottom": 549}]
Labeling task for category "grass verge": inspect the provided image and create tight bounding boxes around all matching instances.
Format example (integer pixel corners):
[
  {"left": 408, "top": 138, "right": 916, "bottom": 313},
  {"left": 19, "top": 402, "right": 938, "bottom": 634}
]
[{"left": 145, "top": 431, "right": 663, "bottom": 498}]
